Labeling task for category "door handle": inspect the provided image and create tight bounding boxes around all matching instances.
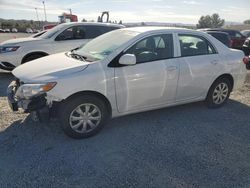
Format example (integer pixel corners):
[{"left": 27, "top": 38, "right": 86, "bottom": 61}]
[
  {"left": 210, "top": 60, "right": 218, "bottom": 65},
  {"left": 167, "top": 66, "right": 178, "bottom": 71}
]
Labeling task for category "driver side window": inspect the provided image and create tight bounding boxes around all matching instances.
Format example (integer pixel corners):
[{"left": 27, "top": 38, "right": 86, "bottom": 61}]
[
  {"left": 126, "top": 34, "right": 173, "bottom": 64},
  {"left": 55, "top": 26, "right": 86, "bottom": 41}
]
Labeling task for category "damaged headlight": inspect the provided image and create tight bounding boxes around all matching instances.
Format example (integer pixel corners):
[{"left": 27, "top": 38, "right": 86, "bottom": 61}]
[{"left": 15, "top": 82, "right": 57, "bottom": 99}]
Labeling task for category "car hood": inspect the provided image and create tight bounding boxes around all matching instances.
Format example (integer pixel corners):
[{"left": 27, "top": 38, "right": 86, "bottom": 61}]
[
  {"left": 0, "top": 37, "right": 43, "bottom": 46},
  {"left": 12, "top": 53, "right": 91, "bottom": 83}
]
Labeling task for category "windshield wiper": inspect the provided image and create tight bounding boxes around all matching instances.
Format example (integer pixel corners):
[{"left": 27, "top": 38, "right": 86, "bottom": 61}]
[{"left": 69, "top": 50, "right": 88, "bottom": 62}]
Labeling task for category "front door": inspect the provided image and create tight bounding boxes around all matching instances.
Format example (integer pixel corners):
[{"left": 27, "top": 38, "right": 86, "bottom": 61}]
[
  {"left": 114, "top": 34, "right": 179, "bottom": 113},
  {"left": 53, "top": 25, "right": 90, "bottom": 53}
]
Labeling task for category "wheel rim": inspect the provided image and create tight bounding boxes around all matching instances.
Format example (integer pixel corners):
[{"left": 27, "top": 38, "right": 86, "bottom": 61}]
[
  {"left": 212, "top": 83, "right": 229, "bottom": 104},
  {"left": 69, "top": 103, "right": 102, "bottom": 133}
]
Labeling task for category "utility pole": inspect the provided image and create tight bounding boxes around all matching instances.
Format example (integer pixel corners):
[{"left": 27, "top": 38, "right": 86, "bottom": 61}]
[
  {"left": 42, "top": 1, "right": 47, "bottom": 22},
  {"left": 35, "top": 8, "right": 39, "bottom": 21},
  {"left": 69, "top": 9, "right": 72, "bottom": 15}
]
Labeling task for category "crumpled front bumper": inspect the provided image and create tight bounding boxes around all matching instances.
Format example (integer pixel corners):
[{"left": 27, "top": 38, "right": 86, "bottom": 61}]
[
  {"left": 7, "top": 80, "right": 19, "bottom": 111},
  {"left": 7, "top": 80, "right": 51, "bottom": 122}
]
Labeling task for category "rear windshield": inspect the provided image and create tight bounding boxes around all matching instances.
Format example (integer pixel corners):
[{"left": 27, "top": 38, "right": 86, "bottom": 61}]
[
  {"left": 208, "top": 32, "right": 230, "bottom": 47},
  {"left": 223, "top": 30, "right": 244, "bottom": 38}
]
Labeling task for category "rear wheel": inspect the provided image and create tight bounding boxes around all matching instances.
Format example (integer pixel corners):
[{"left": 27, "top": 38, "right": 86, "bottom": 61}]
[
  {"left": 206, "top": 78, "right": 232, "bottom": 108},
  {"left": 59, "top": 95, "right": 109, "bottom": 139}
]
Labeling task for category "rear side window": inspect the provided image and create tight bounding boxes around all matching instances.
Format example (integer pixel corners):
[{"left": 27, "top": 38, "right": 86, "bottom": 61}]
[
  {"left": 55, "top": 25, "right": 121, "bottom": 40},
  {"left": 85, "top": 25, "right": 120, "bottom": 39},
  {"left": 179, "top": 34, "right": 216, "bottom": 57},
  {"left": 126, "top": 34, "right": 174, "bottom": 64}
]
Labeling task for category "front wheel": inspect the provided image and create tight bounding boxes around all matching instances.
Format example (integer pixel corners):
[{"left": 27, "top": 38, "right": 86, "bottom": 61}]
[
  {"left": 206, "top": 78, "right": 232, "bottom": 108},
  {"left": 22, "top": 54, "right": 47, "bottom": 64},
  {"left": 59, "top": 95, "right": 109, "bottom": 139}
]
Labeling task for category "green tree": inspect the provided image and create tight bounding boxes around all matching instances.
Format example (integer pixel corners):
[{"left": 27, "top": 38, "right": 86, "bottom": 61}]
[
  {"left": 197, "top": 13, "right": 225, "bottom": 29},
  {"left": 244, "top": 19, "right": 250, "bottom": 24},
  {"left": 211, "top": 14, "right": 225, "bottom": 28},
  {"left": 82, "top": 18, "right": 87, "bottom": 22}
]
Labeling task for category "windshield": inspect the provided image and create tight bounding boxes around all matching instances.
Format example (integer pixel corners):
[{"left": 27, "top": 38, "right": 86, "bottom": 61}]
[
  {"left": 39, "top": 24, "right": 65, "bottom": 39},
  {"left": 75, "top": 29, "right": 140, "bottom": 60}
]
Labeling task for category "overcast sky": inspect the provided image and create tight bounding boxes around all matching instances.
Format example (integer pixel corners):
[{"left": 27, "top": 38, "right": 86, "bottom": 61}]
[{"left": 0, "top": 0, "right": 249, "bottom": 24}]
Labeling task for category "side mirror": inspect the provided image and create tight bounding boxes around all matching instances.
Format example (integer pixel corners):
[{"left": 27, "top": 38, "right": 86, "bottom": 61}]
[{"left": 119, "top": 54, "right": 136, "bottom": 66}]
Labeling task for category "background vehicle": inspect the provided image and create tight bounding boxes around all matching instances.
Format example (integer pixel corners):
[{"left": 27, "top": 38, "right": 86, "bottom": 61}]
[
  {"left": 4, "top": 29, "right": 10, "bottom": 33},
  {"left": 43, "top": 12, "right": 78, "bottom": 30},
  {"left": 11, "top": 28, "right": 18, "bottom": 33},
  {"left": 33, "top": 29, "right": 40, "bottom": 33},
  {"left": 243, "top": 37, "right": 250, "bottom": 56},
  {"left": 8, "top": 27, "right": 247, "bottom": 139},
  {"left": 199, "top": 28, "right": 246, "bottom": 49},
  {"left": 205, "top": 31, "right": 231, "bottom": 47},
  {"left": 0, "top": 22, "right": 124, "bottom": 71},
  {"left": 241, "top": 30, "right": 250, "bottom": 38},
  {"left": 26, "top": 28, "right": 33, "bottom": 33},
  {"left": 242, "top": 37, "right": 250, "bottom": 70},
  {"left": 0, "top": 29, "right": 5, "bottom": 33}
]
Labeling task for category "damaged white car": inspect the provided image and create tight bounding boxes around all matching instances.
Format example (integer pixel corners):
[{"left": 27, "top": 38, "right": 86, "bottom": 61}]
[{"left": 8, "top": 27, "right": 247, "bottom": 139}]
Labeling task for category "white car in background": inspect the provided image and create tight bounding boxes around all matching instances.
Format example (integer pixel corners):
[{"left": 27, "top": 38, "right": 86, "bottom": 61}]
[
  {"left": 26, "top": 28, "right": 33, "bottom": 33},
  {"left": 8, "top": 27, "right": 246, "bottom": 139},
  {"left": 11, "top": 28, "right": 18, "bottom": 33},
  {"left": 0, "top": 22, "right": 124, "bottom": 70}
]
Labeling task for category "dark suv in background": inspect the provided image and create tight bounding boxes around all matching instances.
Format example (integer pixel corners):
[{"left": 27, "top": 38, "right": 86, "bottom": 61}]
[
  {"left": 241, "top": 30, "right": 250, "bottom": 38},
  {"left": 199, "top": 28, "right": 246, "bottom": 50},
  {"left": 243, "top": 37, "right": 250, "bottom": 56},
  {"left": 205, "top": 31, "right": 231, "bottom": 47}
]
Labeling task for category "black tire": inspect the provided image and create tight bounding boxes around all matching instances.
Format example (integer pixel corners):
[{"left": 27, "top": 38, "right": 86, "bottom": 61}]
[
  {"left": 22, "top": 54, "right": 47, "bottom": 64},
  {"left": 206, "top": 77, "right": 232, "bottom": 108},
  {"left": 59, "top": 95, "right": 109, "bottom": 139}
]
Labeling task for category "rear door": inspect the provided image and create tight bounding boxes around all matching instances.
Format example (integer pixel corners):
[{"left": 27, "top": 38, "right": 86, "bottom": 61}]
[{"left": 176, "top": 33, "right": 222, "bottom": 101}]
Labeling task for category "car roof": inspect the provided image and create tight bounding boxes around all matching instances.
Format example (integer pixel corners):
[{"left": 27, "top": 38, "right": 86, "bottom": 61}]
[
  {"left": 122, "top": 26, "right": 198, "bottom": 33},
  {"left": 59, "top": 22, "right": 125, "bottom": 28},
  {"left": 203, "top": 28, "right": 238, "bottom": 32},
  {"left": 205, "top": 31, "right": 230, "bottom": 35}
]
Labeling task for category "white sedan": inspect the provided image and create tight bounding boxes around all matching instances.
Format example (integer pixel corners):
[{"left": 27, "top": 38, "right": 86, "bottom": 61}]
[
  {"left": 0, "top": 22, "right": 124, "bottom": 71},
  {"left": 8, "top": 27, "right": 246, "bottom": 138}
]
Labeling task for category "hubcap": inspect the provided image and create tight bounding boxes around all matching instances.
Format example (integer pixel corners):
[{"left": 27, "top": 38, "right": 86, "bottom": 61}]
[
  {"left": 212, "top": 83, "right": 229, "bottom": 104},
  {"left": 69, "top": 103, "right": 101, "bottom": 133}
]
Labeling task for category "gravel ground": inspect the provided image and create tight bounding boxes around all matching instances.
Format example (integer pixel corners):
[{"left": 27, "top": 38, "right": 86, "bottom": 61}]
[{"left": 0, "top": 71, "right": 249, "bottom": 188}]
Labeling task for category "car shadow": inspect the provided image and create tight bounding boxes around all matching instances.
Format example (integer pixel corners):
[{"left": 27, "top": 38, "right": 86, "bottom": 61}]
[
  {"left": 0, "top": 72, "right": 13, "bottom": 97},
  {"left": 0, "top": 99, "right": 250, "bottom": 187}
]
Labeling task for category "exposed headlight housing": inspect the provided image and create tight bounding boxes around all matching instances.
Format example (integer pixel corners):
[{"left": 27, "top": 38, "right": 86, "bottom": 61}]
[
  {"left": 0, "top": 46, "right": 20, "bottom": 53},
  {"left": 15, "top": 82, "right": 57, "bottom": 99}
]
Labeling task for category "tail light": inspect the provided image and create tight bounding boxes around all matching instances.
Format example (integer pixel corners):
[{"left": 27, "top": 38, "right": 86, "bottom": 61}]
[{"left": 243, "top": 56, "right": 250, "bottom": 64}]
